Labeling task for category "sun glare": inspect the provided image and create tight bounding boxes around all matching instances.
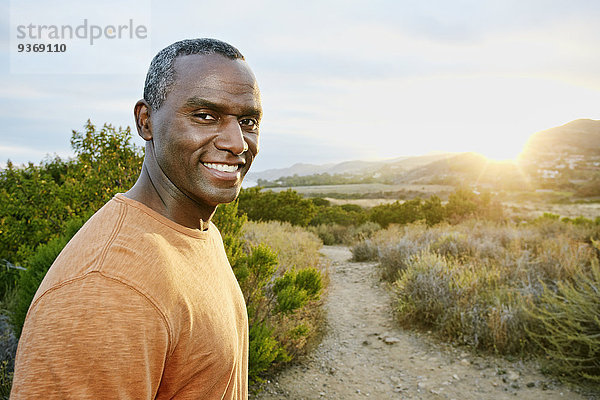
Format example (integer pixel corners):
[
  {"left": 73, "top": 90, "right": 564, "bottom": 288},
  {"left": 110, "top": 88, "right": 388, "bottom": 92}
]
[{"left": 481, "top": 148, "right": 520, "bottom": 162}]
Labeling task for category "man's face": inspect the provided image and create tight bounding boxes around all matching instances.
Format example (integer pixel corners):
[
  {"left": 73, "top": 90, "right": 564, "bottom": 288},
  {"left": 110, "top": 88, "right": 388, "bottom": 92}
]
[{"left": 149, "top": 54, "right": 262, "bottom": 208}]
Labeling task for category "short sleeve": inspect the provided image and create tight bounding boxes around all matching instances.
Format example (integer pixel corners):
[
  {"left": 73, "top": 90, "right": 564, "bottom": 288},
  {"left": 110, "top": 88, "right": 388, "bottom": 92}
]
[{"left": 10, "top": 272, "right": 170, "bottom": 399}]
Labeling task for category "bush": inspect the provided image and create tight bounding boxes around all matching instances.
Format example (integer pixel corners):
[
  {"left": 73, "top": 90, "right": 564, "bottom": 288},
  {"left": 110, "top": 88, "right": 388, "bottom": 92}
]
[
  {"left": 309, "top": 221, "right": 380, "bottom": 246},
  {"left": 0, "top": 121, "right": 143, "bottom": 266},
  {"left": 11, "top": 215, "right": 88, "bottom": 337},
  {"left": 526, "top": 240, "right": 600, "bottom": 382},
  {"left": 369, "top": 198, "right": 424, "bottom": 228},
  {"left": 273, "top": 268, "right": 322, "bottom": 314},
  {"left": 0, "top": 358, "right": 12, "bottom": 400},
  {"left": 0, "top": 262, "right": 21, "bottom": 305},
  {"left": 237, "top": 188, "right": 317, "bottom": 227},
  {"left": 243, "top": 220, "right": 323, "bottom": 271},
  {"left": 309, "top": 203, "right": 367, "bottom": 226},
  {"left": 215, "top": 203, "right": 326, "bottom": 383},
  {"left": 350, "top": 240, "right": 379, "bottom": 262},
  {"left": 394, "top": 251, "right": 530, "bottom": 354},
  {"left": 0, "top": 315, "right": 16, "bottom": 386},
  {"left": 364, "top": 217, "right": 600, "bottom": 368}
]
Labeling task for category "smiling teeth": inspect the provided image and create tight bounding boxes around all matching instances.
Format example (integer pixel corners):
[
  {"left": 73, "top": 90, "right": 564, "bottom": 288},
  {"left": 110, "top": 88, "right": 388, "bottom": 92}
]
[{"left": 203, "top": 163, "right": 239, "bottom": 173}]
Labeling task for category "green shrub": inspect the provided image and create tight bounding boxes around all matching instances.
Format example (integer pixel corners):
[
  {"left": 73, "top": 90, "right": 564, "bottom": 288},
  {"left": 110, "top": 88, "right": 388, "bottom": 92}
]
[
  {"left": 11, "top": 215, "right": 87, "bottom": 336},
  {"left": 0, "top": 121, "right": 143, "bottom": 266},
  {"left": 215, "top": 204, "right": 326, "bottom": 384},
  {"left": 237, "top": 188, "right": 317, "bottom": 227},
  {"left": 0, "top": 359, "right": 12, "bottom": 400},
  {"left": 526, "top": 240, "right": 600, "bottom": 382},
  {"left": 369, "top": 198, "right": 424, "bottom": 228},
  {"left": 0, "top": 262, "right": 21, "bottom": 304},
  {"left": 273, "top": 268, "right": 322, "bottom": 314},
  {"left": 309, "top": 203, "right": 367, "bottom": 226},
  {"left": 248, "top": 323, "right": 290, "bottom": 381}
]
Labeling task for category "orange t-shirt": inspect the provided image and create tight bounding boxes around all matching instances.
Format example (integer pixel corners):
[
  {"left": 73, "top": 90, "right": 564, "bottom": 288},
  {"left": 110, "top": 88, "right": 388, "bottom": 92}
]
[{"left": 11, "top": 194, "right": 249, "bottom": 399}]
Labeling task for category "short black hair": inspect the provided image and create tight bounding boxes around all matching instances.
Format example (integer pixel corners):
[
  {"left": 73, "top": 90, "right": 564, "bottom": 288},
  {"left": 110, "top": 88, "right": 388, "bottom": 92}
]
[{"left": 143, "top": 38, "right": 245, "bottom": 111}]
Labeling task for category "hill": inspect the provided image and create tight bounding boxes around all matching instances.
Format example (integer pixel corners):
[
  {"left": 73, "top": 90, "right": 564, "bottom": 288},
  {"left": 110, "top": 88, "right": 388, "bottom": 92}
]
[
  {"left": 391, "top": 152, "right": 529, "bottom": 189},
  {"left": 518, "top": 119, "right": 600, "bottom": 194},
  {"left": 249, "top": 119, "right": 600, "bottom": 196},
  {"left": 520, "top": 119, "right": 600, "bottom": 160},
  {"left": 246, "top": 153, "right": 454, "bottom": 185}
]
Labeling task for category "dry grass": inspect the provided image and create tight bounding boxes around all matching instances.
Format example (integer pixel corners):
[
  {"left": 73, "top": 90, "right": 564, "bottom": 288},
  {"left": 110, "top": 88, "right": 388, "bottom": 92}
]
[
  {"left": 243, "top": 220, "right": 324, "bottom": 272},
  {"left": 353, "top": 218, "right": 600, "bottom": 360},
  {"left": 242, "top": 220, "right": 329, "bottom": 371},
  {"left": 268, "top": 183, "right": 454, "bottom": 196}
]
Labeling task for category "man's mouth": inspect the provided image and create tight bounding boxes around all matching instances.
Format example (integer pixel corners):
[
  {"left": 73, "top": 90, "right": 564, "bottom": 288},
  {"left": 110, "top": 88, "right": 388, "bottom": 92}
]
[{"left": 202, "top": 162, "right": 240, "bottom": 173}]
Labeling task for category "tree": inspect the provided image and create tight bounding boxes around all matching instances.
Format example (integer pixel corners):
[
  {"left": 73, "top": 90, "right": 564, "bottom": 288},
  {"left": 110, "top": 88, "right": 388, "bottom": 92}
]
[
  {"left": 0, "top": 121, "right": 143, "bottom": 264},
  {"left": 237, "top": 188, "right": 317, "bottom": 227},
  {"left": 369, "top": 198, "right": 423, "bottom": 228},
  {"left": 421, "top": 195, "right": 445, "bottom": 226}
]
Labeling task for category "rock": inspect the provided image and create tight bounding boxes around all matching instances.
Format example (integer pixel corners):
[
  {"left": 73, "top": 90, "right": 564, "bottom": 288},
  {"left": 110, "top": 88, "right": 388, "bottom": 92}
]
[
  {"left": 460, "top": 358, "right": 470, "bottom": 366},
  {"left": 452, "top": 374, "right": 460, "bottom": 381},
  {"left": 526, "top": 382, "right": 536, "bottom": 388},
  {"left": 383, "top": 336, "right": 401, "bottom": 344},
  {"left": 507, "top": 371, "right": 520, "bottom": 381}
]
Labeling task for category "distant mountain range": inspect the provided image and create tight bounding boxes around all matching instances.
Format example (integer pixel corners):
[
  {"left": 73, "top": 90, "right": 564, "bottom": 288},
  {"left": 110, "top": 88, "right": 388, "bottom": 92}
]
[
  {"left": 247, "top": 119, "right": 600, "bottom": 193},
  {"left": 246, "top": 153, "right": 454, "bottom": 183}
]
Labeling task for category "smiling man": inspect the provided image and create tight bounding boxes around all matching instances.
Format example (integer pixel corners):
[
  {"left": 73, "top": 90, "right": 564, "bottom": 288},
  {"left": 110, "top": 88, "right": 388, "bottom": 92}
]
[{"left": 11, "top": 39, "right": 261, "bottom": 399}]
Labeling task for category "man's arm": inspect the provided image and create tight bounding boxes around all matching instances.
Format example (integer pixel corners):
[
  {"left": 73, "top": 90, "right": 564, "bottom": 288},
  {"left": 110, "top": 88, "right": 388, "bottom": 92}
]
[{"left": 11, "top": 272, "right": 170, "bottom": 399}]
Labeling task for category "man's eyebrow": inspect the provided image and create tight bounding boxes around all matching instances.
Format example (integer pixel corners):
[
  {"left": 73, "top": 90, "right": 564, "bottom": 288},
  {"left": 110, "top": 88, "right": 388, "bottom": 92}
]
[{"left": 183, "top": 96, "right": 262, "bottom": 118}]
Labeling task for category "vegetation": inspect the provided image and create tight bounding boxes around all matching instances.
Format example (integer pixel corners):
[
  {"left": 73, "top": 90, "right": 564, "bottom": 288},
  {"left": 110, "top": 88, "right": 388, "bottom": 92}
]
[
  {"left": 214, "top": 203, "right": 325, "bottom": 382},
  {"left": 11, "top": 216, "right": 89, "bottom": 337},
  {"left": 0, "top": 120, "right": 143, "bottom": 265},
  {"left": 352, "top": 217, "right": 600, "bottom": 384},
  {"left": 526, "top": 241, "right": 600, "bottom": 382},
  {"left": 238, "top": 187, "right": 317, "bottom": 227},
  {"left": 3, "top": 117, "right": 600, "bottom": 392},
  {"left": 243, "top": 220, "right": 323, "bottom": 272},
  {"left": 257, "top": 172, "right": 379, "bottom": 187},
  {"left": 238, "top": 186, "right": 503, "bottom": 244}
]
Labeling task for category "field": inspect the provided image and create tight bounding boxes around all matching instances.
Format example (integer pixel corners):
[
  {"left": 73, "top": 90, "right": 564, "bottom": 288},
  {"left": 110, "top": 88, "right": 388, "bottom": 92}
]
[
  {"left": 504, "top": 201, "right": 600, "bottom": 220},
  {"left": 266, "top": 183, "right": 600, "bottom": 220},
  {"left": 267, "top": 183, "right": 454, "bottom": 197}
]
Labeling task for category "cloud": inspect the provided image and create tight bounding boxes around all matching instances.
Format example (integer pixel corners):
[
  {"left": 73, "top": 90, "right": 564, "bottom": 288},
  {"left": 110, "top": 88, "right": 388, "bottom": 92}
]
[{"left": 2, "top": 0, "right": 600, "bottom": 168}]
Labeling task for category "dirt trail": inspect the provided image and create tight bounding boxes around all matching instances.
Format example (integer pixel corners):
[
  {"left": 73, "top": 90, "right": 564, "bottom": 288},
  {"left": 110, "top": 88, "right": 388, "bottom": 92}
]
[{"left": 254, "top": 246, "right": 596, "bottom": 400}]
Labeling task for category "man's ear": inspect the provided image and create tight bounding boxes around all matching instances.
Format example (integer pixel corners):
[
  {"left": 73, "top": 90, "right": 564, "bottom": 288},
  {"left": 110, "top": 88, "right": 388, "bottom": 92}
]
[{"left": 134, "top": 100, "right": 153, "bottom": 141}]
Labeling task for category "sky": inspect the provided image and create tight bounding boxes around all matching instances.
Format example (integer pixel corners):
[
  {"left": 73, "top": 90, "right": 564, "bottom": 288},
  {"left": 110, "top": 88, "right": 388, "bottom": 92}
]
[{"left": 2, "top": 0, "right": 600, "bottom": 172}]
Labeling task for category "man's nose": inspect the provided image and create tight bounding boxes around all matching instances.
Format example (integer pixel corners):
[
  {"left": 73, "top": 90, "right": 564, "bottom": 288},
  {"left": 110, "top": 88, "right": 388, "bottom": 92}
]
[{"left": 215, "top": 117, "right": 246, "bottom": 155}]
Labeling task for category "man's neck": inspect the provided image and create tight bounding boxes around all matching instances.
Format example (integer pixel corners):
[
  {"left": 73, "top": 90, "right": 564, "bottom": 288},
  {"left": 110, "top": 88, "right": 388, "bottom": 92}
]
[{"left": 125, "top": 163, "right": 215, "bottom": 231}]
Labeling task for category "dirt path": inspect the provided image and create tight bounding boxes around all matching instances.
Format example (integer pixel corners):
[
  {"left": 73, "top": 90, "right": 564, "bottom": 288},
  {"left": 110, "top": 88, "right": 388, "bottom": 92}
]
[{"left": 254, "top": 246, "right": 597, "bottom": 400}]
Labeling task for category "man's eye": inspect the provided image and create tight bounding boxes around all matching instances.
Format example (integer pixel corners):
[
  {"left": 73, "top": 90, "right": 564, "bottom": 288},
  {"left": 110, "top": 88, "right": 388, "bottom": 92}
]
[
  {"left": 194, "top": 113, "right": 216, "bottom": 121},
  {"left": 240, "top": 118, "right": 258, "bottom": 129}
]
